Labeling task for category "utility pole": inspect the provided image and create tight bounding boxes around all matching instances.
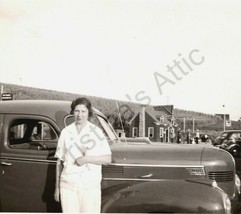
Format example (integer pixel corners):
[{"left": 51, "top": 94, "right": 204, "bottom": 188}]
[
  {"left": 223, "top": 105, "right": 226, "bottom": 131},
  {"left": 224, "top": 114, "right": 226, "bottom": 131},
  {"left": 192, "top": 118, "right": 195, "bottom": 133},
  {"left": 183, "top": 117, "right": 186, "bottom": 132}
]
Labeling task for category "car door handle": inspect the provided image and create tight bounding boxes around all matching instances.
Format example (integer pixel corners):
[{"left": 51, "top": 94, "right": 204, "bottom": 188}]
[
  {"left": 0, "top": 162, "right": 12, "bottom": 166},
  {"left": 139, "top": 173, "right": 153, "bottom": 178}
]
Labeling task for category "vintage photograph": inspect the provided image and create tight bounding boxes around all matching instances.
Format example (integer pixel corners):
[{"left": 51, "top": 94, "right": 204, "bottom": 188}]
[{"left": 0, "top": 0, "right": 241, "bottom": 213}]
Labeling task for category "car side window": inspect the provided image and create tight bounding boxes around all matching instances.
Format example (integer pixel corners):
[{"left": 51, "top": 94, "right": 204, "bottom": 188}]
[
  {"left": 8, "top": 119, "right": 58, "bottom": 150},
  {"left": 233, "top": 133, "right": 241, "bottom": 140},
  {"left": 237, "top": 133, "right": 241, "bottom": 139},
  {"left": 31, "top": 122, "right": 56, "bottom": 141}
]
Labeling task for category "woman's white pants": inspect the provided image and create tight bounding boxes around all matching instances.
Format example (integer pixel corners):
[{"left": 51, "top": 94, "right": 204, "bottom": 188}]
[{"left": 60, "top": 183, "right": 101, "bottom": 213}]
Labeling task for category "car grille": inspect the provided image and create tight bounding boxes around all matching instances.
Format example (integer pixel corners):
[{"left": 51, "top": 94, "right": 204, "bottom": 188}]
[
  {"left": 102, "top": 165, "right": 124, "bottom": 175},
  {"left": 208, "top": 171, "right": 234, "bottom": 182}
]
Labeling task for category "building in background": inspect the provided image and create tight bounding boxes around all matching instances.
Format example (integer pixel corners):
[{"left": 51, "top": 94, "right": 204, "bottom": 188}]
[
  {"left": 127, "top": 105, "right": 179, "bottom": 143},
  {"left": 215, "top": 114, "right": 230, "bottom": 121}
]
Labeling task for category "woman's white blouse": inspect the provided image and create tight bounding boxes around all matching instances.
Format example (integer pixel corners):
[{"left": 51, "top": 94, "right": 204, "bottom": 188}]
[{"left": 55, "top": 121, "right": 112, "bottom": 190}]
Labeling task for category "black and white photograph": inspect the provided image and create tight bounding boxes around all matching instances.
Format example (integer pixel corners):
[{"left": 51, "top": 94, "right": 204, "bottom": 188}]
[{"left": 0, "top": 0, "right": 241, "bottom": 213}]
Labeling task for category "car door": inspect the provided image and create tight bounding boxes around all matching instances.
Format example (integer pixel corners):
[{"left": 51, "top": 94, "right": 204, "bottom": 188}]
[{"left": 0, "top": 114, "right": 61, "bottom": 212}]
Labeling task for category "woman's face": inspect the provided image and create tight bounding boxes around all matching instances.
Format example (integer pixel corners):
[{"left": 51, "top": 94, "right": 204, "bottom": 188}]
[{"left": 74, "top": 104, "right": 89, "bottom": 125}]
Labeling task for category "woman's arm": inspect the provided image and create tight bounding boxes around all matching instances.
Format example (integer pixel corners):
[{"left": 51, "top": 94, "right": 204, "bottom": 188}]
[
  {"left": 75, "top": 154, "right": 111, "bottom": 166},
  {"left": 54, "top": 159, "right": 63, "bottom": 202}
]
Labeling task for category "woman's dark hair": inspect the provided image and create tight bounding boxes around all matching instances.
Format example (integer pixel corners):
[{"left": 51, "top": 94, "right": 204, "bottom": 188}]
[{"left": 70, "top": 97, "right": 93, "bottom": 117}]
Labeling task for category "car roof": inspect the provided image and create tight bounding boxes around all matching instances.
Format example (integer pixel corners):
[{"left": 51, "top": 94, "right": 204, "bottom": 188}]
[
  {"left": 222, "top": 130, "right": 241, "bottom": 133},
  {"left": 0, "top": 100, "right": 71, "bottom": 115},
  {"left": 0, "top": 100, "right": 103, "bottom": 114},
  {"left": 0, "top": 100, "right": 105, "bottom": 129}
]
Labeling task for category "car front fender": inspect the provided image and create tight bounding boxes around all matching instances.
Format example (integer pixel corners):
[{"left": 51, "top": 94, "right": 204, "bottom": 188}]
[{"left": 101, "top": 180, "right": 229, "bottom": 213}]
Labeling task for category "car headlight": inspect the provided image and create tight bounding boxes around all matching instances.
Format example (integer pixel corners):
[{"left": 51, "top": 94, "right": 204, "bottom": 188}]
[{"left": 211, "top": 180, "right": 231, "bottom": 213}]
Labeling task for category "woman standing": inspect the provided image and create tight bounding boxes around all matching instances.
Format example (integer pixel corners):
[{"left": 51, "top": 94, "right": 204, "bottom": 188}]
[{"left": 54, "top": 97, "right": 112, "bottom": 213}]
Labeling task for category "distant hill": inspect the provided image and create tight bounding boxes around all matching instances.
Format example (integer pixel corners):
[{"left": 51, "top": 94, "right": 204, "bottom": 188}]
[
  {"left": 1, "top": 82, "right": 240, "bottom": 137},
  {"left": 0, "top": 82, "right": 141, "bottom": 117}
]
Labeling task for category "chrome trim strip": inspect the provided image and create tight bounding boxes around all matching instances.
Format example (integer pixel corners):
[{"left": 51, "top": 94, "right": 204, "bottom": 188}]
[
  {"left": 0, "top": 157, "right": 56, "bottom": 164},
  {"left": 103, "top": 177, "right": 176, "bottom": 182},
  {"left": 0, "top": 157, "right": 205, "bottom": 168},
  {"left": 0, "top": 161, "right": 13, "bottom": 166},
  {"left": 109, "top": 163, "right": 205, "bottom": 168},
  {"left": 139, "top": 173, "right": 153, "bottom": 178}
]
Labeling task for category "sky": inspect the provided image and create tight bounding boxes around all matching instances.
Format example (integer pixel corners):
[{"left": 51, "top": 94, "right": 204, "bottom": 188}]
[{"left": 0, "top": 0, "right": 240, "bottom": 120}]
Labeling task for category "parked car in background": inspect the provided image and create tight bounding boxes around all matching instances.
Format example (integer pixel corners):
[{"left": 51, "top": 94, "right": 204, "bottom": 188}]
[
  {"left": 222, "top": 142, "right": 241, "bottom": 182},
  {"left": 199, "top": 133, "right": 210, "bottom": 143},
  {"left": 0, "top": 100, "right": 240, "bottom": 213},
  {"left": 213, "top": 130, "right": 241, "bottom": 147}
]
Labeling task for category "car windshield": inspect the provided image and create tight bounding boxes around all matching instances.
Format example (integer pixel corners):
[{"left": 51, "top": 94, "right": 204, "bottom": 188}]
[
  {"left": 96, "top": 115, "right": 118, "bottom": 141},
  {"left": 220, "top": 132, "right": 228, "bottom": 138}
]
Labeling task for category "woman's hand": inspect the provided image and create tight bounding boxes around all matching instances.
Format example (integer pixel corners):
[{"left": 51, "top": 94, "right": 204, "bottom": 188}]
[
  {"left": 75, "top": 156, "right": 86, "bottom": 166},
  {"left": 54, "top": 187, "right": 60, "bottom": 202}
]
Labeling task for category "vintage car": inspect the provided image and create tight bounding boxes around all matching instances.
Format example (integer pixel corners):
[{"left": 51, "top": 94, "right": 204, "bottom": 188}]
[
  {"left": 213, "top": 130, "right": 241, "bottom": 147},
  {"left": 0, "top": 100, "right": 239, "bottom": 213},
  {"left": 218, "top": 135, "right": 241, "bottom": 181}
]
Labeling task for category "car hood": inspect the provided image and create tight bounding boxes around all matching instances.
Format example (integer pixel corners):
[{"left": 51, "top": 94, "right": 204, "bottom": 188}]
[{"left": 111, "top": 142, "right": 217, "bottom": 165}]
